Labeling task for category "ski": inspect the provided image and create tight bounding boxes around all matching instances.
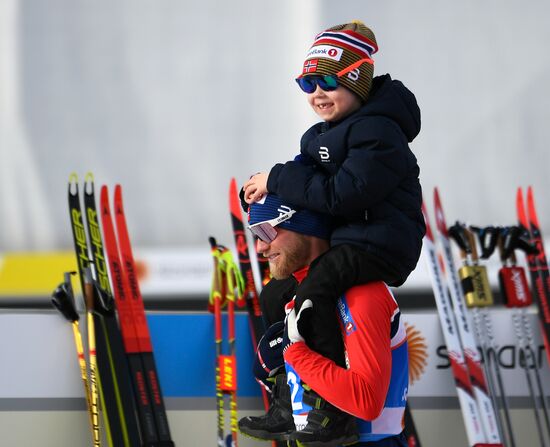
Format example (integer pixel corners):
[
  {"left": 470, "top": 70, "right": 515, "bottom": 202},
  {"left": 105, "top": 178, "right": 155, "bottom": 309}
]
[
  {"left": 403, "top": 404, "right": 422, "bottom": 447},
  {"left": 256, "top": 251, "right": 271, "bottom": 288},
  {"left": 101, "top": 184, "right": 174, "bottom": 446},
  {"left": 498, "top": 226, "right": 550, "bottom": 446},
  {"left": 228, "top": 178, "right": 265, "bottom": 340},
  {"left": 421, "top": 202, "right": 488, "bottom": 446},
  {"left": 517, "top": 187, "right": 550, "bottom": 365},
  {"left": 229, "top": 178, "right": 287, "bottom": 447},
  {"left": 83, "top": 175, "right": 142, "bottom": 447},
  {"left": 68, "top": 173, "right": 129, "bottom": 446},
  {"left": 433, "top": 189, "right": 502, "bottom": 444},
  {"left": 112, "top": 184, "right": 174, "bottom": 445}
]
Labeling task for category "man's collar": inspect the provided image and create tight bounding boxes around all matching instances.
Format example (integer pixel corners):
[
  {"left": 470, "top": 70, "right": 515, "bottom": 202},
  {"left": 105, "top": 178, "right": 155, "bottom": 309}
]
[{"left": 292, "top": 266, "right": 310, "bottom": 284}]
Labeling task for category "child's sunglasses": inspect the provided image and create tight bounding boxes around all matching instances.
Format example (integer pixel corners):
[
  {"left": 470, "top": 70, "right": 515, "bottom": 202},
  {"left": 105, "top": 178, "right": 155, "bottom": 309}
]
[
  {"left": 295, "top": 75, "right": 339, "bottom": 94},
  {"left": 295, "top": 57, "right": 374, "bottom": 94}
]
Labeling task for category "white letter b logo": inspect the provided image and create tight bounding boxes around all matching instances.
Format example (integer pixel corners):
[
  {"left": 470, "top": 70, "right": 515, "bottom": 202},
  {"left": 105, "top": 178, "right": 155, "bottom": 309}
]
[{"left": 319, "top": 147, "right": 330, "bottom": 162}]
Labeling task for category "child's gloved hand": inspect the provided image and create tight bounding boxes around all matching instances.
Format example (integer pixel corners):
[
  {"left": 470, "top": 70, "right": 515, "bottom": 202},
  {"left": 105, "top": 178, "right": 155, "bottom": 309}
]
[
  {"left": 243, "top": 172, "right": 268, "bottom": 204},
  {"left": 283, "top": 299, "right": 313, "bottom": 354}
]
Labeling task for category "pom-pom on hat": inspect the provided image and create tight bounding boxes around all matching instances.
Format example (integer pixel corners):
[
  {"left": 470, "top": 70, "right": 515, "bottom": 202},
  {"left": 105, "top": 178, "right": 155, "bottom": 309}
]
[
  {"left": 298, "top": 20, "right": 378, "bottom": 101},
  {"left": 248, "top": 194, "right": 332, "bottom": 241}
]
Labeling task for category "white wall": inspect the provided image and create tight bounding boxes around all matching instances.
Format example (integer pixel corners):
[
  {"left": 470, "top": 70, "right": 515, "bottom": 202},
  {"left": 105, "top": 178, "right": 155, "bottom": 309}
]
[{"left": 1, "top": 0, "right": 549, "bottom": 255}]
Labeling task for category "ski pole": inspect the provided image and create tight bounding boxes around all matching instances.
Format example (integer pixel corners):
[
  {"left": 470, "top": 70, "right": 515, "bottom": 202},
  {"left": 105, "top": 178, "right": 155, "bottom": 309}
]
[
  {"left": 502, "top": 226, "right": 550, "bottom": 444},
  {"left": 521, "top": 311, "right": 550, "bottom": 444},
  {"left": 518, "top": 187, "right": 550, "bottom": 368},
  {"left": 450, "top": 223, "right": 515, "bottom": 447},
  {"left": 84, "top": 267, "right": 102, "bottom": 446},
  {"left": 470, "top": 226, "right": 515, "bottom": 447},
  {"left": 210, "top": 238, "right": 226, "bottom": 447},
  {"left": 422, "top": 205, "right": 488, "bottom": 446},
  {"left": 221, "top": 247, "right": 245, "bottom": 447},
  {"left": 52, "top": 271, "right": 95, "bottom": 439},
  {"left": 433, "top": 189, "right": 502, "bottom": 444},
  {"left": 210, "top": 237, "right": 245, "bottom": 447}
]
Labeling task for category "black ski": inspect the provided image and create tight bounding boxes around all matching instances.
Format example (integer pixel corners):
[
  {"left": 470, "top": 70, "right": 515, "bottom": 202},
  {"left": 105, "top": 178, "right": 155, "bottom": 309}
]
[
  {"left": 68, "top": 173, "right": 127, "bottom": 446},
  {"left": 83, "top": 174, "right": 142, "bottom": 446}
]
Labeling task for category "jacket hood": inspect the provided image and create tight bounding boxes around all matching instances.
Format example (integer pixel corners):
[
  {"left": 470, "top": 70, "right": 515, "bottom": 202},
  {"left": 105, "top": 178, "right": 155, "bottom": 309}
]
[{"left": 357, "top": 74, "right": 421, "bottom": 142}]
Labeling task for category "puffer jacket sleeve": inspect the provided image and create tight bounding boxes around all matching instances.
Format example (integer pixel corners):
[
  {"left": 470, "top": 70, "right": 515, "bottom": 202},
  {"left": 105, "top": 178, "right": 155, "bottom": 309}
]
[{"left": 267, "top": 117, "right": 410, "bottom": 216}]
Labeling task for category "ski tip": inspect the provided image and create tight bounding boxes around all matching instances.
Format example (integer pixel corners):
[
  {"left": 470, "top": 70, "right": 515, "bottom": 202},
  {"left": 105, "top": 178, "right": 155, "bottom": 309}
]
[
  {"left": 433, "top": 187, "right": 441, "bottom": 207},
  {"left": 99, "top": 184, "right": 109, "bottom": 207},
  {"left": 113, "top": 184, "right": 124, "bottom": 212},
  {"left": 432, "top": 187, "right": 448, "bottom": 235},
  {"left": 68, "top": 173, "right": 79, "bottom": 195},
  {"left": 420, "top": 201, "right": 434, "bottom": 241},
  {"left": 209, "top": 236, "right": 218, "bottom": 249},
  {"left": 526, "top": 185, "right": 540, "bottom": 226},
  {"left": 229, "top": 177, "right": 243, "bottom": 216},
  {"left": 527, "top": 185, "right": 534, "bottom": 205},
  {"left": 517, "top": 185, "right": 523, "bottom": 196},
  {"left": 516, "top": 186, "right": 523, "bottom": 208},
  {"left": 516, "top": 186, "right": 527, "bottom": 227},
  {"left": 84, "top": 173, "right": 95, "bottom": 195}
]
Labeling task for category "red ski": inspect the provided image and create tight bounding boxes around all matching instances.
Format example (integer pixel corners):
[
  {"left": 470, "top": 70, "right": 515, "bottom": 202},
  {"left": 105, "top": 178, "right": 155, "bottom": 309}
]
[
  {"left": 101, "top": 185, "right": 174, "bottom": 446},
  {"left": 517, "top": 187, "right": 550, "bottom": 367}
]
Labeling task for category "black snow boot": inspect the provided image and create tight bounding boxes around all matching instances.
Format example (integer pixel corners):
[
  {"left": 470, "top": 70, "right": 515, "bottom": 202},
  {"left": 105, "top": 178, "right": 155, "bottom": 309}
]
[
  {"left": 238, "top": 374, "right": 295, "bottom": 441},
  {"left": 292, "top": 388, "right": 359, "bottom": 447}
]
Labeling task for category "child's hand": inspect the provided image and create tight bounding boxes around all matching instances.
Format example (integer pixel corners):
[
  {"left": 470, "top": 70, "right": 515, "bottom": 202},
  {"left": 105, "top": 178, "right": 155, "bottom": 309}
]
[{"left": 243, "top": 172, "right": 268, "bottom": 204}]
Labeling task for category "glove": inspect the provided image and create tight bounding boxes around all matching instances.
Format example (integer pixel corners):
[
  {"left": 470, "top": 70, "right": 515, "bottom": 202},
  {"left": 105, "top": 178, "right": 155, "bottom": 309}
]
[
  {"left": 282, "top": 299, "right": 312, "bottom": 353},
  {"left": 253, "top": 321, "right": 285, "bottom": 389},
  {"left": 293, "top": 153, "right": 316, "bottom": 166}
]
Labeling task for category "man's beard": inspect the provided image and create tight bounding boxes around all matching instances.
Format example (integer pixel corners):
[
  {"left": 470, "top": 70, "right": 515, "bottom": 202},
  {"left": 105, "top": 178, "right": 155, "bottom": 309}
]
[{"left": 269, "top": 235, "right": 312, "bottom": 279}]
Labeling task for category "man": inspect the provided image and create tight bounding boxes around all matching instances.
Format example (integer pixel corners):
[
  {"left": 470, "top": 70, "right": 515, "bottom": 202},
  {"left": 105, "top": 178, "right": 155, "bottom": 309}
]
[{"left": 238, "top": 194, "right": 409, "bottom": 447}]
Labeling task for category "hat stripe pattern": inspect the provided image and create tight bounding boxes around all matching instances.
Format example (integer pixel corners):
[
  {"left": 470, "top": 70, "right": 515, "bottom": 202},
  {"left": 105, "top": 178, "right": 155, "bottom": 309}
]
[
  {"left": 313, "top": 30, "right": 378, "bottom": 58},
  {"left": 298, "top": 21, "right": 378, "bottom": 102}
]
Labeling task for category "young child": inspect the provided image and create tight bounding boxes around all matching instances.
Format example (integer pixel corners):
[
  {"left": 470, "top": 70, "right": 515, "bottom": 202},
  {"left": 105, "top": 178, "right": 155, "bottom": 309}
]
[
  {"left": 242, "top": 20, "right": 424, "bottom": 444},
  {"left": 243, "top": 19, "right": 424, "bottom": 311}
]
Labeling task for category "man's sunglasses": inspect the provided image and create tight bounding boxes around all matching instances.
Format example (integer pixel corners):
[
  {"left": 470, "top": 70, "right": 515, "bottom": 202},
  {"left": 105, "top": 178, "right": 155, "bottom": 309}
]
[
  {"left": 295, "top": 57, "right": 374, "bottom": 94},
  {"left": 248, "top": 210, "right": 296, "bottom": 243}
]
